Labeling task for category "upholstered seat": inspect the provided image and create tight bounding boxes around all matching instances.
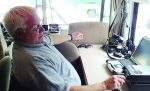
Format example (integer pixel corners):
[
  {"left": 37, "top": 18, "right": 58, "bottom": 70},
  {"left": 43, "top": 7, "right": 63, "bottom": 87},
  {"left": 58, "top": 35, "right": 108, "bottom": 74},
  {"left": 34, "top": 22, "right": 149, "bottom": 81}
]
[
  {"left": 0, "top": 56, "right": 12, "bottom": 91},
  {"left": 55, "top": 41, "right": 80, "bottom": 63},
  {"left": 68, "top": 21, "right": 109, "bottom": 45},
  {"left": 55, "top": 42, "right": 87, "bottom": 85},
  {"left": 0, "top": 27, "right": 7, "bottom": 59}
]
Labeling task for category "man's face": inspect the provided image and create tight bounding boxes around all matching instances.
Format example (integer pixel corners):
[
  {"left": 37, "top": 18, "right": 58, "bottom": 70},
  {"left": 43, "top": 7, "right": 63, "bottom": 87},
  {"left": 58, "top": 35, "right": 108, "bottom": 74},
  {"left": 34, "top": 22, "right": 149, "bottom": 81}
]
[{"left": 24, "top": 13, "right": 45, "bottom": 44}]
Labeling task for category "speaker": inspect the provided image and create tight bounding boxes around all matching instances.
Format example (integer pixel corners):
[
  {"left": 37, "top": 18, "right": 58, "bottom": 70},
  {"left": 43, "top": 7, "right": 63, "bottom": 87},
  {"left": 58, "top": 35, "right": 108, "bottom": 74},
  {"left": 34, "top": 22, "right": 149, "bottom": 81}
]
[{"left": 49, "top": 24, "right": 60, "bottom": 33}]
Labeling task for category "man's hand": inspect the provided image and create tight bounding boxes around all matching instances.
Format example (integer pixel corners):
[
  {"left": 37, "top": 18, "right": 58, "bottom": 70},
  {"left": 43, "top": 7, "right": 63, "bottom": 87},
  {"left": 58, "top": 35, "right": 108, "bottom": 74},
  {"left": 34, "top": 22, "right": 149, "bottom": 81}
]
[
  {"left": 71, "top": 32, "right": 83, "bottom": 41},
  {"left": 103, "top": 75, "right": 126, "bottom": 90}
]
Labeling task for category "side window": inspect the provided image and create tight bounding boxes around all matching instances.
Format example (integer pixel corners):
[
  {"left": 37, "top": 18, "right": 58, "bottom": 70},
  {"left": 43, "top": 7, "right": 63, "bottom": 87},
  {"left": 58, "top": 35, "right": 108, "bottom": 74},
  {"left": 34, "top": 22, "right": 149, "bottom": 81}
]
[
  {"left": 134, "top": 3, "right": 150, "bottom": 45},
  {"left": 0, "top": 22, "right": 13, "bottom": 45}
]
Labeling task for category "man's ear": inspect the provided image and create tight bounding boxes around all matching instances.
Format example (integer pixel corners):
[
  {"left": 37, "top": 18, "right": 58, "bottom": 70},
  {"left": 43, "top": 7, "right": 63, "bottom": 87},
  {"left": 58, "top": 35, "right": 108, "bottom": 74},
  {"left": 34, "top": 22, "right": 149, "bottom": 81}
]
[
  {"left": 16, "top": 28, "right": 25, "bottom": 33},
  {"left": 14, "top": 28, "right": 25, "bottom": 40}
]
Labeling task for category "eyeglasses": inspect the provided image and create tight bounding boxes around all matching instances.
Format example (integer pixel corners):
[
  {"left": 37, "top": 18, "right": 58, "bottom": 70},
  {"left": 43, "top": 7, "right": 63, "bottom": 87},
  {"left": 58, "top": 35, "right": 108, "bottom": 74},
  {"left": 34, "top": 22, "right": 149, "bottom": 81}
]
[{"left": 31, "top": 25, "right": 42, "bottom": 32}]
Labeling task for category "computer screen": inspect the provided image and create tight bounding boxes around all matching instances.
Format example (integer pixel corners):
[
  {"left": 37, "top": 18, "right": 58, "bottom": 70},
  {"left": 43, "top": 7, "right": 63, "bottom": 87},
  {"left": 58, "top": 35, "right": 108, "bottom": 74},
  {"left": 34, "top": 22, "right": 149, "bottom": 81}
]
[{"left": 132, "top": 37, "right": 150, "bottom": 65}]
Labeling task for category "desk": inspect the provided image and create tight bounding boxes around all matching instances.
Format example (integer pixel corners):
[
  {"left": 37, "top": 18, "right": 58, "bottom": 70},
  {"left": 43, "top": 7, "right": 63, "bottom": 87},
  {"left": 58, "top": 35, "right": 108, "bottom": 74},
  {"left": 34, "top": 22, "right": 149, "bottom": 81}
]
[{"left": 79, "top": 45, "right": 129, "bottom": 91}]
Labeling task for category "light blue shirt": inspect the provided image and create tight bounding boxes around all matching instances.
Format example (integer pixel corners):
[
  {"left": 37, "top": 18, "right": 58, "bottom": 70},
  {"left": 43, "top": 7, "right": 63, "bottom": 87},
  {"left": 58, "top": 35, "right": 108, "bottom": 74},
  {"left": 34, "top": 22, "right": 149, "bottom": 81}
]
[{"left": 12, "top": 34, "right": 81, "bottom": 91}]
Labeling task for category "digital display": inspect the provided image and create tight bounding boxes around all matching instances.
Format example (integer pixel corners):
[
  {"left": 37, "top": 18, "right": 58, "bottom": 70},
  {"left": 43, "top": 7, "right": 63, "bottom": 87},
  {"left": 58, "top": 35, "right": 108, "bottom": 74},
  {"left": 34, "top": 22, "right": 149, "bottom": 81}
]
[{"left": 132, "top": 37, "right": 150, "bottom": 65}]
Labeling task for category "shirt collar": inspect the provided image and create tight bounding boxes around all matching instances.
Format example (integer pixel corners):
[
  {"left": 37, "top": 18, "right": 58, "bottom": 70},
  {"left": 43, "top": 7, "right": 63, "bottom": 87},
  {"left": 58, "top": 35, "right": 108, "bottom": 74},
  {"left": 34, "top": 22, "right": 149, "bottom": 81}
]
[{"left": 14, "top": 41, "right": 46, "bottom": 48}]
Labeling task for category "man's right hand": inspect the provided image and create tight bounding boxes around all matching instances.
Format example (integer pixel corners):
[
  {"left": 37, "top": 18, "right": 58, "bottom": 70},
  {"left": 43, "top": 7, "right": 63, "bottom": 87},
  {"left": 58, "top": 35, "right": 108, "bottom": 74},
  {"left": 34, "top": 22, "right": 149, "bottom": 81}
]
[{"left": 103, "top": 75, "right": 126, "bottom": 90}]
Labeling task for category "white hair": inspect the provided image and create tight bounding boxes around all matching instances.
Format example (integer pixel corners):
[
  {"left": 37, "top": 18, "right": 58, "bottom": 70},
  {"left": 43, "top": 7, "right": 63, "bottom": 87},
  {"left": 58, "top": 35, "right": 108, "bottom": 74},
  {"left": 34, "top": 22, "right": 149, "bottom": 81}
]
[{"left": 3, "top": 6, "right": 37, "bottom": 37}]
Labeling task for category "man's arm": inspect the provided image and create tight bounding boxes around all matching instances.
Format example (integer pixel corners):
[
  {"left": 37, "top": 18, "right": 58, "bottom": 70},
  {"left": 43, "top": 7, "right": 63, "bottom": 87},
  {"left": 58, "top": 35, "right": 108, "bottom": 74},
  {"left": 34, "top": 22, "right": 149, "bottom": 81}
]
[
  {"left": 51, "top": 34, "right": 72, "bottom": 44},
  {"left": 70, "top": 75, "right": 125, "bottom": 91},
  {"left": 51, "top": 31, "right": 83, "bottom": 44}
]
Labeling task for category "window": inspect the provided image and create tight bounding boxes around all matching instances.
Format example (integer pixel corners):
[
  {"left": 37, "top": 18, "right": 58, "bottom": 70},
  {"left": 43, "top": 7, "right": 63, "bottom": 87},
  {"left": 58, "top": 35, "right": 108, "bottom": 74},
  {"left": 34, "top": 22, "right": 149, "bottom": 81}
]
[
  {"left": 134, "top": 3, "right": 150, "bottom": 45},
  {"left": 45, "top": 0, "right": 102, "bottom": 25},
  {"left": 0, "top": 0, "right": 36, "bottom": 21},
  {"left": 0, "top": 0, "right": 112, "bottom": 26}
]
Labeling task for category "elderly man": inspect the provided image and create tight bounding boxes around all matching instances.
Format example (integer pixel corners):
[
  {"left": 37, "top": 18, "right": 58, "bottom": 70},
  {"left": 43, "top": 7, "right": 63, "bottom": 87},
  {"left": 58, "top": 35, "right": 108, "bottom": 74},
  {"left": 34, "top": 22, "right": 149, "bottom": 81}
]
[{"left": 3, "top": 6, "right": 125, "bottom": 91}]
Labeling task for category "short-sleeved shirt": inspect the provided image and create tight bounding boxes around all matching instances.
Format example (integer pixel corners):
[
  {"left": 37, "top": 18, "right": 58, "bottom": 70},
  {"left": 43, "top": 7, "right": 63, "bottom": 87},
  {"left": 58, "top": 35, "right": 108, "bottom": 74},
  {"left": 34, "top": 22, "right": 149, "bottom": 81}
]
[{"left": 12, "top": 34, "right": 81, "bottom": 91}]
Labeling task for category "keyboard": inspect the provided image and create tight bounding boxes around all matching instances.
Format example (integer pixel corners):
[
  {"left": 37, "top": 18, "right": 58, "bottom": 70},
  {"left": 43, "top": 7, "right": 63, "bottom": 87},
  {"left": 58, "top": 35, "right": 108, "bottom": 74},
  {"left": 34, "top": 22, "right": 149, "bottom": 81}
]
[{"left": 119, "top": 59, "right": 136, "bottom": 66}]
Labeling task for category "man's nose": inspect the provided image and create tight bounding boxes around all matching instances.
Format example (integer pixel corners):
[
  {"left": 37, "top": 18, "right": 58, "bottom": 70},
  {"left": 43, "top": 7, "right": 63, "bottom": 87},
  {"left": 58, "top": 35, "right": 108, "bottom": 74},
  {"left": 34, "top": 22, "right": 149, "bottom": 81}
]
[{"left": 39, "top": 26, "right": 45, "bottom": 33}]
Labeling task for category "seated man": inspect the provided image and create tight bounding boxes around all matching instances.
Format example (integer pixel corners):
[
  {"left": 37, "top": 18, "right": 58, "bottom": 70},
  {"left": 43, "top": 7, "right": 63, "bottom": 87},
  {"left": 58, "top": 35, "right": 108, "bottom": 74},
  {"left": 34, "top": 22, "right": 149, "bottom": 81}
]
[{"left": 3, "top": 6, "right": 125, "bottom": 91}]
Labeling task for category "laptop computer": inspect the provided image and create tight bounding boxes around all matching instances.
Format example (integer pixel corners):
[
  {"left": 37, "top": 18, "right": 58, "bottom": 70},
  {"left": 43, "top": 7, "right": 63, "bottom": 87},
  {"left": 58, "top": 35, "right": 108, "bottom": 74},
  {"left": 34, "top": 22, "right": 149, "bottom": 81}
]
[
  {"left": 119, "top": 36, "right": 150, "bottom": 66},
  {"left": 106, "top": 36, "right": 150, "bottom": 74}
]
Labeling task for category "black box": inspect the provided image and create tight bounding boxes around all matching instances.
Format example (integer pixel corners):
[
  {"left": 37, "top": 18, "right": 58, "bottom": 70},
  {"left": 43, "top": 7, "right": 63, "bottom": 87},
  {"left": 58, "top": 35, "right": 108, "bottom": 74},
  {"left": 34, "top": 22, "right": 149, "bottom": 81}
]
[
  {"left": 125, "top": 65, "right": 150, "bottom": 84},
  {"left": 126, "top": 81, "right": 150, "bottom": 91},
  {"left": 124, "top": 65, "right": 150, "bottom": 91}
]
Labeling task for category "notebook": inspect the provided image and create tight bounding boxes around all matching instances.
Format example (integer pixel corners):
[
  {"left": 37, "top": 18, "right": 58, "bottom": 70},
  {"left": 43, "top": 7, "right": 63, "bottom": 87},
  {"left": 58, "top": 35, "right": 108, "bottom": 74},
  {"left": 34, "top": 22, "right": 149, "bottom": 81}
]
[
  {"left": 106, "top": 36, "right": 150, "bottom": 74},
  {"left": 119, "top": 36, "right": 150, "bottom": 66}
]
